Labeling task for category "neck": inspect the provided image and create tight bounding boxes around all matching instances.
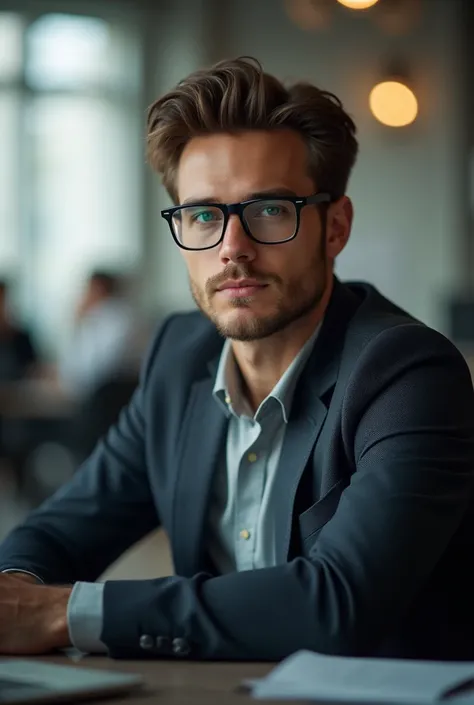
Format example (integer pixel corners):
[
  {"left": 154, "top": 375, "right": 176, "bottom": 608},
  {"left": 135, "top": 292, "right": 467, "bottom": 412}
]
[{"left": 231, "top": 277, "right": 333, "bottom": 413}]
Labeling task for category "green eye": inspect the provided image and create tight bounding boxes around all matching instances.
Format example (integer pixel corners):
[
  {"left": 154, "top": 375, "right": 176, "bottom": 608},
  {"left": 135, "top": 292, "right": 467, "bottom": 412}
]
[
  {"left": 195, "top": 210, "right": 215, "bottom": 223},
  {"left": 262, "top": 206, "right": 281, "bottom": 216}
]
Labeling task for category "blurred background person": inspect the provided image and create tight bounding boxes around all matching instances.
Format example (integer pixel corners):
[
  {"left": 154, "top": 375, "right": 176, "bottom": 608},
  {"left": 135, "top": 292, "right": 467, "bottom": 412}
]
[
  {"left": 57, "top": 270, "right": 142, "bottom": 462},
  {"left": 0, "top": 279, "right": 40, "bottom": 504},
  {"left": 58, "top": 270, "right": 138, "bottom": 399},
  {"left": 0, "top": 280, "right": 38, "bottom": 384}
]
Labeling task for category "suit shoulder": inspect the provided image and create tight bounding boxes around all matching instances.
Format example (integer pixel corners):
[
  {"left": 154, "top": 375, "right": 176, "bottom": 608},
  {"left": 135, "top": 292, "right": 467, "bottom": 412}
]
[
  {"left": 346, "top": 281, "right": 420, "bottom": 329},
  {"left": 345, "top": 282, "right": 448, "bottom": 351},
  {"left": 340, "top": 282, "right": 471, "bottom": 380},
  {"left": 343, "top": 319, "right": 472, "bottom": 406},
  {"left": 360, "top": 321, "right": 467, "bottom": 369}
]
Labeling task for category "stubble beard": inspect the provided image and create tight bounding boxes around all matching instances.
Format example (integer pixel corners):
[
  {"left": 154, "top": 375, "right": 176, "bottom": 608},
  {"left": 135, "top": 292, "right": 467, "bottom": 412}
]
[{"left": 189, "top": 248, "right": 328, "bottom": 342}]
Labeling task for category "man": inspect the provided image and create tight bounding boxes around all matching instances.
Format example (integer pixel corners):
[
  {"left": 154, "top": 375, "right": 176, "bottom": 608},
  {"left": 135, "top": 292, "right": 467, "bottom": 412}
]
[{"left": 0, "top": 57, "right": 473, "bottom": 662}]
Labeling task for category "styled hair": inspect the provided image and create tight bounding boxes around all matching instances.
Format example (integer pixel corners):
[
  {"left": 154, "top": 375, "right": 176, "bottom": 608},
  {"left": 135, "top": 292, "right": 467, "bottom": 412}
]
[{"left": 147, "top": 56, "right": 358, "bottom": 204}]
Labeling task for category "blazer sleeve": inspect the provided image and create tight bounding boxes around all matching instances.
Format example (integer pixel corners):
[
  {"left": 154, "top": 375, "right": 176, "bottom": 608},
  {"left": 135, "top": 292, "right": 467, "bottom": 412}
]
[
  {"left": 100, "top": 325, "right": 474, "bottom": 660},
  {"left": 0, "top": 318, "right": 175, "bottom": 585}
]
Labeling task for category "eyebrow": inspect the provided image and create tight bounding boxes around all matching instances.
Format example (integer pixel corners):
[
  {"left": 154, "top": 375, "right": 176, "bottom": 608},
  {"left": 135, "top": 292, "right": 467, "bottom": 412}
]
[{"left": 180, "top": 188, "right": 299, "bottom": 206}]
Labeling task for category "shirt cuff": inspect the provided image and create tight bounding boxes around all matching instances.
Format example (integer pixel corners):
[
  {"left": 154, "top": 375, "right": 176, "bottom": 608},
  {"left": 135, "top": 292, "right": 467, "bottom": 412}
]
[
  {"left": 67, "top": 582, "right": 108, "bottom": 654},
  {"left": 1, "top": 569, "right": 44, "bottom": 584}
]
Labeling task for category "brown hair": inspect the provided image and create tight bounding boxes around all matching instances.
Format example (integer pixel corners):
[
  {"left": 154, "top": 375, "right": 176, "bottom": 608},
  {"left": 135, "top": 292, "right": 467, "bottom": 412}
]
[{"left": 147, "top": 57, "right": 358, "bottom": 204}]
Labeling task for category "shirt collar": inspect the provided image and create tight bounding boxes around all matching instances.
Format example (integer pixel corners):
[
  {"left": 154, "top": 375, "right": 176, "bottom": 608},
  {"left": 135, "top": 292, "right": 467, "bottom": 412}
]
[{"left": 212, "top": 321, "right": 322, "bottom": 423}]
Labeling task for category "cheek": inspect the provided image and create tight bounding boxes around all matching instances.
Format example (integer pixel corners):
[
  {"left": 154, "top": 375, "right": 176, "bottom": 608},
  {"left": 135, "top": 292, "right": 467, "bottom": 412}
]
[{"left": 274, "top": 237, "right": 317, "bottom": 271}]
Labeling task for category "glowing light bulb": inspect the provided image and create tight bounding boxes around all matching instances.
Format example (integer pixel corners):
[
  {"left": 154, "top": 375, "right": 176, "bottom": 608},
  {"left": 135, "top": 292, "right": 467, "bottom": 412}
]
[
  {"left": 337, "top": 0, "right": 380, "bottom": 9},
  {"left": 369, "top": 80, "right": 418, "bottom": 127}
]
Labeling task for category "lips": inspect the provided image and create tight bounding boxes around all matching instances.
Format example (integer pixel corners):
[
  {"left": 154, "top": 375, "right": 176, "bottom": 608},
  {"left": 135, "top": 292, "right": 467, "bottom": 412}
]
[
  {"left": 217, "top": 282, "right": 267, "bottom": 299},
  {"left": 218, "top": 279, "right": 265, "bottom": 291}
]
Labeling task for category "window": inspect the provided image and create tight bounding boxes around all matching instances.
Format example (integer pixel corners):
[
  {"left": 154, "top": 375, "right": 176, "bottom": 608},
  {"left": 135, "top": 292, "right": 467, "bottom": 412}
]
[
  {"left": 26, "top": 14, "right": 110, "bottom": 89},
  {"left": 0, "top": 12, "right": 23, "bottom": 81},
  {"left": 0, "top": 92, "right": 21, "bottom": 270},
  {"left": 0, "top": 8, "right": 143, "bottom": 355}
]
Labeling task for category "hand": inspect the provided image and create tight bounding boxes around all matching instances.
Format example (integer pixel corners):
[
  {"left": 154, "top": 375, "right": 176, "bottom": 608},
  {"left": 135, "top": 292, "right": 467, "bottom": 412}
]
[{"left": 0, "top": 573, "right": 72, "bottom": 654}]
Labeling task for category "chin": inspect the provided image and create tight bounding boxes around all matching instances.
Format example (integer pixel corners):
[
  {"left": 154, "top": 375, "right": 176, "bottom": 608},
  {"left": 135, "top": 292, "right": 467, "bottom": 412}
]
[
  {"left": 212, "top": 307, "right": 282, "bottom": 342},
  {"left": 218, "top": 306, "right": 258, "bottom": 327}
]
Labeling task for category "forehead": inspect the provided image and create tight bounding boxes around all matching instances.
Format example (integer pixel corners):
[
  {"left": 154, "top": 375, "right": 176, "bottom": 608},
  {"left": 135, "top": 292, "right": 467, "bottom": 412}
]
[{"left": 176, "top": 129, "right": 314, "bottom": 202}]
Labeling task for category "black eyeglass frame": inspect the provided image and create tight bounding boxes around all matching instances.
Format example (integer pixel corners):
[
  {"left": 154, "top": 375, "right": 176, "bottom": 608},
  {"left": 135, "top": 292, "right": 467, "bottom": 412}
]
[{"left": 161, "top": 192, "right": 332, "bottom": 251}]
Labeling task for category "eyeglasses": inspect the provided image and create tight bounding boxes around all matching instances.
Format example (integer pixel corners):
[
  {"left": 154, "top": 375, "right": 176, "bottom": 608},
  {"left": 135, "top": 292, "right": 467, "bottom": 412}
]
[{"left": 161, "top": 193, "right": 331, "bottom": 251}]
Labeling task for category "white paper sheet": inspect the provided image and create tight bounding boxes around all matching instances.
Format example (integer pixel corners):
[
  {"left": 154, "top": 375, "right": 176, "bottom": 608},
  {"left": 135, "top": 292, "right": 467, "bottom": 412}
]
[{"left": 246, "top": 650, "right": 474, "bottom": 703}]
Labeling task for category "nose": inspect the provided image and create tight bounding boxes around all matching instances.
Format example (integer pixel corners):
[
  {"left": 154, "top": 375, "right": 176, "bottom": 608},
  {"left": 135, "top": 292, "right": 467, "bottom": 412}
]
[{"left": 218, "top": 214, "right": 257, "bottom": 265}]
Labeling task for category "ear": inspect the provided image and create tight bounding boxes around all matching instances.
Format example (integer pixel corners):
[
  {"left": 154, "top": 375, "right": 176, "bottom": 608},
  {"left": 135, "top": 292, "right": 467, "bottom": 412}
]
[{"left": 325, "top": 196, "right": 353, "bottom": 260}]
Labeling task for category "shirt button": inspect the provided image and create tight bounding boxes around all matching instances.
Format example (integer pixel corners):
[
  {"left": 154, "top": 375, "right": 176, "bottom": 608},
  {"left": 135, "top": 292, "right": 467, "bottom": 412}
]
[
  {"left": 225, "top": 395, "right": 231, "bottom": 405},
  {"left": 139, "top": 634, "right": 154, "bottom": 650},
  {"left": 248, "top": 452, "right": 258, "bottom": 463},
  {"left": 240, "top": 529, "right": 251, "bottom": 540},
  {"left": 172, "top": 637, "right": 191, "bottom": 657}
]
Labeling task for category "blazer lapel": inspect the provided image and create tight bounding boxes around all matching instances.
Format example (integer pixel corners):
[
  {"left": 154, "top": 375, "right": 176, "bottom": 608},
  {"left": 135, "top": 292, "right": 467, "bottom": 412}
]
[
  {"left": 273, "top": 354, "right": 339, "bottom": 563},
  {"left": 172, "top": 374, "right": 227, "bottom": 577},
  {"left": 274, "top": 278, "right": 361, "bottom": 563}
]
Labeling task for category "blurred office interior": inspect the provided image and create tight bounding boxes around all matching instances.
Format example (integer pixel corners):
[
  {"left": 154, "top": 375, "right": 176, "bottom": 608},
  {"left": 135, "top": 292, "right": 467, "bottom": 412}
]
[{"left": 0, "top": 0, "right": 473, "bottom": 578}]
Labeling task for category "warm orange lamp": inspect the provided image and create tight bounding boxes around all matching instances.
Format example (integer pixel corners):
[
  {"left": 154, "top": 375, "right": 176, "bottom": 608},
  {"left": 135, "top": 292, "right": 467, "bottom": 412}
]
[
  {"left": 336, "top": 0, "right": 380, "bottom": 9},
  {"left": 369, "top": 80, "right": 418, "bottom": 127}
]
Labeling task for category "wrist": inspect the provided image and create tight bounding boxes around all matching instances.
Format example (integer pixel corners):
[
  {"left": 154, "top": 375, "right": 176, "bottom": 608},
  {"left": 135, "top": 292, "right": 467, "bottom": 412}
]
[{"left": 45, "top": 587, "right": 73, "bottom": 650}]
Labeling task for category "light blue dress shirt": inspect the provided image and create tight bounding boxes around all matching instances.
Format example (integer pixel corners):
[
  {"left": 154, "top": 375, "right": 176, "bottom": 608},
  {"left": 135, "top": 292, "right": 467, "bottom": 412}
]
[
  {"left": 3, "top": 323, "right": 320, "bottom": 653},
  {"left": 208, "top": 326, "right": 320, "bottom": 573}
]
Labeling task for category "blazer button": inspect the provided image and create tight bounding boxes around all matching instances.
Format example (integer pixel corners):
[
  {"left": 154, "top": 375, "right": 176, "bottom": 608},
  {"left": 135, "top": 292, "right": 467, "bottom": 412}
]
[
  {"left": 172, "top": 637, "right": 191, "bottom": 657},
  {"left": 139, "top": 634, "right": 154, "bottom": 650}
]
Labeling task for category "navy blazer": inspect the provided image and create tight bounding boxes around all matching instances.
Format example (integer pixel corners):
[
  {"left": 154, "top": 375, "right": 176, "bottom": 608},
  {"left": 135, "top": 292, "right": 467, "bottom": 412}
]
[{"left": 1, "top": 278, "right": 474, "bottom": 661}]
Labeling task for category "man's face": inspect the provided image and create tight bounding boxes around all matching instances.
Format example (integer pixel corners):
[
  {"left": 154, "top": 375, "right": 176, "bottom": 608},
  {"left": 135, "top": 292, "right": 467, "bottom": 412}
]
[{"left": 176, "top": 129, "right": 347, "bottom": 341}]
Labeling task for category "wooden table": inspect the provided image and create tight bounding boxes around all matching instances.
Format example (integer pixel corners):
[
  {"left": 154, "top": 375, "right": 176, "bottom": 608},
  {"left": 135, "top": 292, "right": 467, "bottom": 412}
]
[{"left": 24, "top": 654, "right": 304, "bottom": 704}]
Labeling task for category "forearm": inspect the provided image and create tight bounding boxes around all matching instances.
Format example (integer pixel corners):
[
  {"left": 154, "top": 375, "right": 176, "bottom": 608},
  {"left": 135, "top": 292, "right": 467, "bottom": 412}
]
[
  {"left": 0, "top": 522, "right": 81, "bottom": 585},
  {"left": 100, "top": 563, "right": 372, "bottom": 661},
  {"left": 0, "top": 441, "right": 159, "bottom": 585}
]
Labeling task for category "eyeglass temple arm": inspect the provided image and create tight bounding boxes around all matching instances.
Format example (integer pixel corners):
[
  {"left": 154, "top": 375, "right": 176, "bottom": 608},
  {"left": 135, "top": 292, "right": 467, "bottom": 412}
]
[{"left": 305, "top": 193, "right": 332, "bottom": 206}]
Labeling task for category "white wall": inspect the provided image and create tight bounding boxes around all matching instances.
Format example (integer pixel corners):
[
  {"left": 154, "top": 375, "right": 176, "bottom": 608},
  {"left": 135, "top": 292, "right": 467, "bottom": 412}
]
[
  {"left": 143, "top": 0, "right": 213, "bottom": 316},
  {"left": 147, "top": 0, "right": 464, "bottom": 332}
]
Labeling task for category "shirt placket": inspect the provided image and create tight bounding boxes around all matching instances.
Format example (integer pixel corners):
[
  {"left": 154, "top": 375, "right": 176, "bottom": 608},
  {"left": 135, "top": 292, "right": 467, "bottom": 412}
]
[{"left": 234, "top": 417, "right": 265, "bottom": 571}]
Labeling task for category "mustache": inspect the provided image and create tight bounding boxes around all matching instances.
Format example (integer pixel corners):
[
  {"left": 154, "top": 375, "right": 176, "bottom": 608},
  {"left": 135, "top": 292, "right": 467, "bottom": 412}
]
[{"left": 207, "top": 264, "right": 279, "bottom": 293}]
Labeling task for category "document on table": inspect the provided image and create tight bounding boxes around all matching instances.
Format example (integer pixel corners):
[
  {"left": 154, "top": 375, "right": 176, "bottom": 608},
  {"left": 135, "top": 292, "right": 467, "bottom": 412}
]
[{"left": 245, "top": 650, "right": 474, "bottom": 703}]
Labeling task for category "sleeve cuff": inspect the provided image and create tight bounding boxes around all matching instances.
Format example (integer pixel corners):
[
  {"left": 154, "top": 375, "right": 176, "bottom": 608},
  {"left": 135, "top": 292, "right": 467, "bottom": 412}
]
[{"left": 67, "top": 582, "right": 108, "bottom": 654}]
